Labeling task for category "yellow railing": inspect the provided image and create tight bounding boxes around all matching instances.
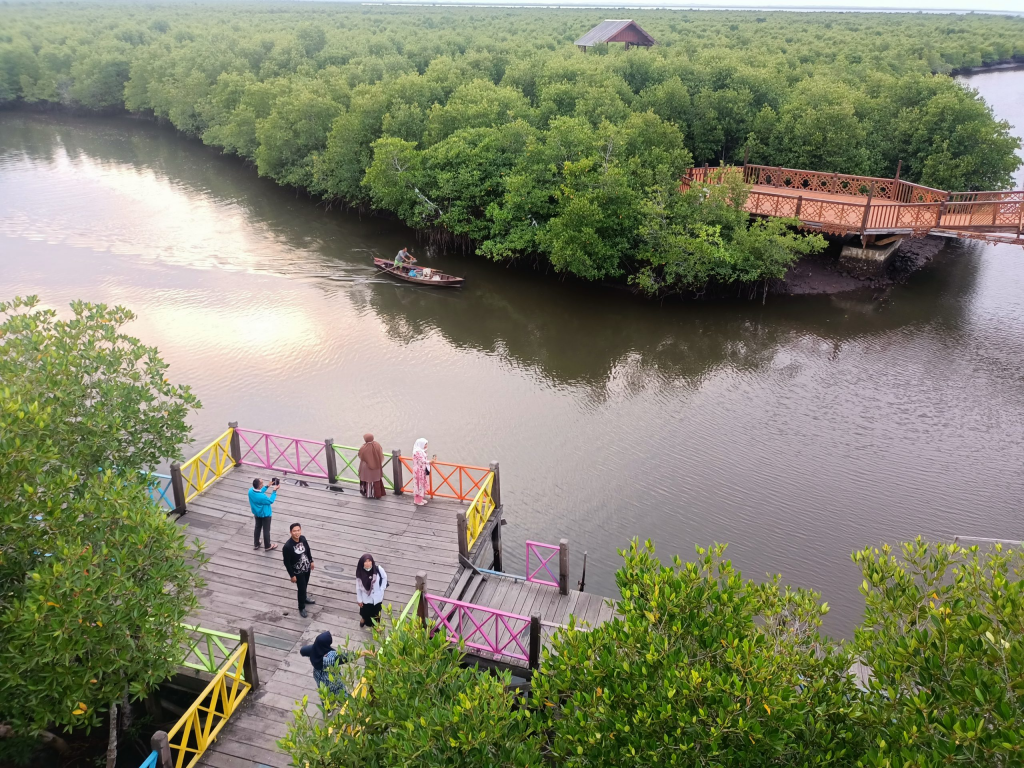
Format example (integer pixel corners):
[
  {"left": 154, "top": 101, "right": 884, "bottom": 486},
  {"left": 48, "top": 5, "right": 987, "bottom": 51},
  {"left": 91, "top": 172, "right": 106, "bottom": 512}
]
[
  {"left": 465, "top": 472, "right": 496, "bottom": 551},
  {"left": 166, "top": 642, "right": 252, "bottom": 768},
  {"left": 180, "top": 428, "right": 234, "bottom": 502}
]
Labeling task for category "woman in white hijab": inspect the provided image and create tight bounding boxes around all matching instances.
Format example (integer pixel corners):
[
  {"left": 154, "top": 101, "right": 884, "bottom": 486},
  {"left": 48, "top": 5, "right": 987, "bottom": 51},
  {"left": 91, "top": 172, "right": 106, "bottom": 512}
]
[{"left": 412, "top": 438, "right": 430, "bottom": 506}]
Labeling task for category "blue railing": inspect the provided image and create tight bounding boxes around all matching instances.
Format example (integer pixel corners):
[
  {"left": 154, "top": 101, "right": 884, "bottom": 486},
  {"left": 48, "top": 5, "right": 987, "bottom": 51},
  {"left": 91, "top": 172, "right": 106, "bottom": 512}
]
[
  {"left": 138, "top": 750, "right": 158, "bottom": 768},
  {"left": 148, "top": 473, "right": 174, "bottom": 511}
]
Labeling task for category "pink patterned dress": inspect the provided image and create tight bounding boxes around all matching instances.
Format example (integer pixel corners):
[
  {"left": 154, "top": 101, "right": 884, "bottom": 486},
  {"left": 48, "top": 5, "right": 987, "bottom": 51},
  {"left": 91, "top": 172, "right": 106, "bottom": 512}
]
[{"left": 412, "top": 439, "right": 430, "bottom": 505}]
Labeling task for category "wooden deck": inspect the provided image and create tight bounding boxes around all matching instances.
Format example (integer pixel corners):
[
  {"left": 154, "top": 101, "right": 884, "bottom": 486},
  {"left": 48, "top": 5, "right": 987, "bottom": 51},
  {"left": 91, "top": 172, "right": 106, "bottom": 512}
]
[
  {"left": 178, "top": 468, "right": 467, "bottom": 768},
  {"left": 175, "top": 466, "right": 615, "bottom": 767},
  {"left": 684, "top": 165, "right": 1024, "bottom": 245}
]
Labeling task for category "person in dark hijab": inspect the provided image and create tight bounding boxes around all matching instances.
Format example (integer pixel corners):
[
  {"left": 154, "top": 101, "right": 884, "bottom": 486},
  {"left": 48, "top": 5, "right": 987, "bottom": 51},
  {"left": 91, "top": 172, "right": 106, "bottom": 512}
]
[
  {"left": 299, "top": 630, "right": 372, "bottom": 701},
  {"left": 357, "top": 433, "right": 386, "bottom": 499},
  {"left": 355, "top": 553, "right": 388, "bottom": 628}
]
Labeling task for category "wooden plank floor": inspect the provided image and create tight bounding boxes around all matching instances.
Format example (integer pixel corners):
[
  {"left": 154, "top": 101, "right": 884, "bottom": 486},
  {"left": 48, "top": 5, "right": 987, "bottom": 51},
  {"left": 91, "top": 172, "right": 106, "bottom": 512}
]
[{"left": 179, "top": 468, "right": 467, "bottom": 768}]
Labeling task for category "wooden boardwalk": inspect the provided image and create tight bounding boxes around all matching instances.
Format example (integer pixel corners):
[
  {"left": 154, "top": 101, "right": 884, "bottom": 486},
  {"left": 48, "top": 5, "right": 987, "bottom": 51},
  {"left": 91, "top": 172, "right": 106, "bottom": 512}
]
[
  {"left": 178, "top": 468, "right": 466, "bottom": 768},
  {"left": 684, "top": 164, "right": 1024, "bottom": 245},
  {"left": 174, "top": 466, "right": 614, "bottom": 767}
]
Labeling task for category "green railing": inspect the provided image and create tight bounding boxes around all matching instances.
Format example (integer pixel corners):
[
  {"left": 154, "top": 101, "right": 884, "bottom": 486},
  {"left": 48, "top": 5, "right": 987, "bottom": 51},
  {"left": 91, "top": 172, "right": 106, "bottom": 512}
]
[
  {"left": 330, "top": 443, "right": 394, "bottom": 491},
  {"left": 179, "top": 624, "right": 242, "bottom": 674}
]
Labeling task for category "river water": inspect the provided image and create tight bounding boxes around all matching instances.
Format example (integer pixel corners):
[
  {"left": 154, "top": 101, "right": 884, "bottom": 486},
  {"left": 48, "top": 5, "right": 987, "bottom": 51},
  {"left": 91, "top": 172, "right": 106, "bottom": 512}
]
[{"left": 2, "top": 68, "right": 1022, "bottom": 637}]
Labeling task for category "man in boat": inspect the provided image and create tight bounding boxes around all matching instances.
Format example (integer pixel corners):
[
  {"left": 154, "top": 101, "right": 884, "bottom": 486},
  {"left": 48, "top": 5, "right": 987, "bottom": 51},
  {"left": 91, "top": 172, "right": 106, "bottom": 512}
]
[{"left": 394, "top": 247, "right": 416, "bottom": 269}]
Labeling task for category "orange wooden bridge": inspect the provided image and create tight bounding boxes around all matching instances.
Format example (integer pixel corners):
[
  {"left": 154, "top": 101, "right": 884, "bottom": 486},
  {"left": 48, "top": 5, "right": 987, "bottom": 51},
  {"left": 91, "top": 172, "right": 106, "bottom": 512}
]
[{"left": 683, "top": 164, "right": 1024, "bottom": 247}]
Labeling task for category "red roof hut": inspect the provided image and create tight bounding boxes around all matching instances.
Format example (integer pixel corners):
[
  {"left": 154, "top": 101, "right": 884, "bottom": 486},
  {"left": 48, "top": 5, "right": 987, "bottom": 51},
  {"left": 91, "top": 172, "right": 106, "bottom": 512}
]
[{"left": 575, "top": 20, "right": 656, "bottom": 52}]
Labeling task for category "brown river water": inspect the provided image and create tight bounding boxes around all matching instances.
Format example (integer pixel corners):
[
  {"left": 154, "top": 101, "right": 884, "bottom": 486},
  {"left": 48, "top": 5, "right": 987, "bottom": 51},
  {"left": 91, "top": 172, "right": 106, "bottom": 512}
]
[{"left": 2, "top": 68, "right": 1022, "bottom": 637}]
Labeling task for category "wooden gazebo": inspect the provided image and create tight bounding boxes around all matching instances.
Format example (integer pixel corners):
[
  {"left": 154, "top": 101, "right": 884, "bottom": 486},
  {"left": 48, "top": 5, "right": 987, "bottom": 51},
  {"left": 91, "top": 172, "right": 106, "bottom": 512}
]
[{"left": 575, "top": 20, "right": 656, "bottom": 52}]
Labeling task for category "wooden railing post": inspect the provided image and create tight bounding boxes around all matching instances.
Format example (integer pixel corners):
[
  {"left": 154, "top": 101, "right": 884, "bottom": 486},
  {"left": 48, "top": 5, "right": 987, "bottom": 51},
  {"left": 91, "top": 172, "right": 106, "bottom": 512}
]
[
  {"left": 238, "top": 626, "right": 259, "bottom": 689},
  {"left": 529, "top": 615, "right": 541, "bottom": 670},
  {"left": 151, "top": 731, "right": 173, "bottom": 768},
  {"left": 415, "top": 573, "right": 428, "bottom": 625},
  {"left": 488, "top": 461, "right": 501, "bottom": 508},
  {"left": 860, "top": 182, "right": 875, "bottom": 237},
  {"left": 456, "top": 512, "right": 469, "bottom": 560},
  {"left": 491, "top": 515, "right": 504, "bottom": 572},
  {"left": 795, "top": 195, "right": 803, "bottom": 218},
  {"left": 324, "top": 439, "right": 338, "bottom": 485},
  {"left": 935, "top": 200, "right": 947, "bottom": 229},
  {"left": 228, "top": 422, "right": 241, "bottom": 466},
  {"left": 558, "top": 539, "right": 569, "bottom": 596},
  {"left": 170, "top": 461, "right": 186, "bottom": 513},
  {"left": 391, "top": 450, "right": 403, "bottom": 495}
]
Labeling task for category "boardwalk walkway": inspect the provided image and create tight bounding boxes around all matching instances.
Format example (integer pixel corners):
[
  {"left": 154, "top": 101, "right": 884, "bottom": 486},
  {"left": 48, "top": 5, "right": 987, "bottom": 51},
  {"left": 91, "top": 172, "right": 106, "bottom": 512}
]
[
  {"left": 685, "top": 164, "right": 1024, "bottom": 245},
  {"left": 179, "top": 468, "right": 465, "bottom": 768},
  {"left": 173, "top": 465, "right": 613, "bottom": 767}
]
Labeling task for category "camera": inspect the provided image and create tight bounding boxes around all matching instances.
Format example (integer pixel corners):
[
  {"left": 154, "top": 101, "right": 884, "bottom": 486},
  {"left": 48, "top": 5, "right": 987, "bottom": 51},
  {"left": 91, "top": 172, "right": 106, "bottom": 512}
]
[{"left": 271, "top": 477, "right": 281, "bottom": 486}]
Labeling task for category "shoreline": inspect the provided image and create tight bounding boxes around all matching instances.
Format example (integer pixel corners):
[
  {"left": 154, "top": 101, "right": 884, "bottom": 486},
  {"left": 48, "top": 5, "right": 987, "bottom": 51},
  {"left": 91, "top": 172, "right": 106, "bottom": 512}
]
[
  {"left": 0, "top": 101, "right": 984, "bottom": 302},
  {"left": 779, "top": 235, "right": 948, "bottom": 296}
]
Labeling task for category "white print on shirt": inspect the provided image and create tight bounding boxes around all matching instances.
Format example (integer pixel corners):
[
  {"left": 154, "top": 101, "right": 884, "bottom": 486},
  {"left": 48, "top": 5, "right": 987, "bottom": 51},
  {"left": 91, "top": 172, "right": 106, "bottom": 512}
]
[{"left": 293, "top": 542, "right": 311, "bottom": 573}]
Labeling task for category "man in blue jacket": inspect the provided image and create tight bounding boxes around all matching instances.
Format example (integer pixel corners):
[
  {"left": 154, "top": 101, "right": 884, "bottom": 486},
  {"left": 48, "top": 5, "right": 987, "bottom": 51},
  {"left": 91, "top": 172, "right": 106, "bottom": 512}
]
[{"left": 249, "top": 478, "right": 281, "bottom": 551}]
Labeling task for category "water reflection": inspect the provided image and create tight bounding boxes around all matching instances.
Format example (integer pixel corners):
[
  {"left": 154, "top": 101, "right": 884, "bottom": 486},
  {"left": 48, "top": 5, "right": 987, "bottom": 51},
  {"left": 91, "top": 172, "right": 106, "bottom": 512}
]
[{"left": 2, "top": 100, "right": 1022, "bottom": 638}]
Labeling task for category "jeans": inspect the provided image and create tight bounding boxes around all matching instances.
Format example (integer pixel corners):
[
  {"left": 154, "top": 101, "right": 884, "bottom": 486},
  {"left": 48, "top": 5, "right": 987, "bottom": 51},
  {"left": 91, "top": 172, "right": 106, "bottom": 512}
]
[
  {"left": 295, "top": 571, "right": 311, "bottom": 610},
  {"left": 253, "top": 516, "right": 272, "bottom": 549}
]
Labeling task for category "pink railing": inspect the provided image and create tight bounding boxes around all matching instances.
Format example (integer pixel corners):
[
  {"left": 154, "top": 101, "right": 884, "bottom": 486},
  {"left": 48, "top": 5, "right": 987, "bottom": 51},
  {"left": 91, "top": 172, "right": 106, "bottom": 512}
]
[
  {"left": 235, "top": 428, "right": 329, "bottom": 479},
  {"left": 424, "top": 593, "right": 531, "bottom": 661},
  {"left": 398, "top": 457, "right": 492, "bottom": 502},
  {"left": 526, "top": 541, "right": 560, "bottom": 588}
]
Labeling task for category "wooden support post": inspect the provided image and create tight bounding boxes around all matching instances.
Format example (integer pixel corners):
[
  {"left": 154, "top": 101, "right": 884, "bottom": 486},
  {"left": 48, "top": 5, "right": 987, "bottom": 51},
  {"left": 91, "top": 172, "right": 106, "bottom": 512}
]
[
  {"left": 391, "top": 450, "right": 403, "bottom": 495},
  {"left": 529, "top": 615, "right": 541, "bottom": 670},
  {"left": 456, "top": 512, "right": 469, "bottom": 561},
  {"left": 324, "top": 439, "right": 338, "bottom": 485},
  {"left": 144, "top": 690, "right": 163, "bottom": 722},
  {"left": 795, "top": 195, "right": 803, "bottom": 218},
  {"left": 488, "top": 460, "right": 501, "bottom": 508},
  {"left": 742, "top": 147, "right": 749, "bottom": 168},
  {"left": 935, "top": 201, "right": 947, "bottom": 228},
  {"left": 151, "top": 731, "right": 173, "bottom": 768},
  {"left": 559, "top": 539, "right": 569, "bottom": 595},
  {"left": 491, "top": 513, "right": 503, "bottom": 572},
  {"left": 169, "top": 462, "right": 186, "bottom": 514},
  {"left": 239, "top": 626, "right": 259, "bottom": 689},
  {"left": 228, "top": 422, "right": 241, "bottom": 466},
  {"left": 415, "top": 572, "right": 428, "bottom": 624},
  {"left": 894, "top": 159, "right": 902, "bottom": 184},
  {"left": 860, "top": 182, "right": 875, "bottom": 236}
]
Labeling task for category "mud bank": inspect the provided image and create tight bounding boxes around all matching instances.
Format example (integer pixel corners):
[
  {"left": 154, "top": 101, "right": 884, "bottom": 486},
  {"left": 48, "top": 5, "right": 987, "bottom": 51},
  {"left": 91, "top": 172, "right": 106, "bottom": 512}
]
[{"left": 779, "top": 235, "right": 949, "bottom": 296}]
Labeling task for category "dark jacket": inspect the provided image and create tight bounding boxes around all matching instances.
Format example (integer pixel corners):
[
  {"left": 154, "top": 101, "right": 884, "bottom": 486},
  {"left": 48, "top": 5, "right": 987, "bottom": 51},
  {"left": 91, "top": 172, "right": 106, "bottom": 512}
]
[{"left": 283, "top": 536, "right": 314, "bottom": 577}]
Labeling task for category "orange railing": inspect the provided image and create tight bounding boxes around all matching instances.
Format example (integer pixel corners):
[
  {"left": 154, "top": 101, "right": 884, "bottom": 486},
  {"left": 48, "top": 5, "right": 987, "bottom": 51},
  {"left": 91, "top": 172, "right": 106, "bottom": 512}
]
[
  {"left": 684, "top": 164, "right": 1024, "bottom": 240},
  {"left": 399, "top": 457, "right": 493, "bottom": 502}
]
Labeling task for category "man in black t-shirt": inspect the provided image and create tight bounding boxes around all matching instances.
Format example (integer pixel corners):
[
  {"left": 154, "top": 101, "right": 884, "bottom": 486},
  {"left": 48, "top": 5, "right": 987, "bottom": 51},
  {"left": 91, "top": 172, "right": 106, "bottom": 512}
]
[{"left": 282, "top": 522, "right": 316, "bottom": 618}]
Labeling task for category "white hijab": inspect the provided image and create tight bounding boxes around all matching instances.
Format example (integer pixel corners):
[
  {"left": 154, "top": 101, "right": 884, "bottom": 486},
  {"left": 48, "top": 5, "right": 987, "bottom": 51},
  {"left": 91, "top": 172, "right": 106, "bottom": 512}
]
[{"left": 413, "top": 438, "right": 428, "bottom": 457}]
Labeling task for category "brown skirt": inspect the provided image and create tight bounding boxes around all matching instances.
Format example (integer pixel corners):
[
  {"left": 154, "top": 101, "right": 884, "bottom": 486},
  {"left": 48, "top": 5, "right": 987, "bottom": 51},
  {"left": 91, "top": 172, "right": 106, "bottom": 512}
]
[{"left": 360, "top": 480, "right": 385, "bottom": 499}]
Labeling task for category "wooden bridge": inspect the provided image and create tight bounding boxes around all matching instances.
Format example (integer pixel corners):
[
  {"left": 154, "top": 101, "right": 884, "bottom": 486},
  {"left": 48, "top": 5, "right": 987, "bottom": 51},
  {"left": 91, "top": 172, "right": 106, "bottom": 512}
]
[
  {"left": 683, "top": 164, "right": 1024, "bottom": 247},
  {"left": 144, "top": 425, "right": 613, "bottom": 768}
]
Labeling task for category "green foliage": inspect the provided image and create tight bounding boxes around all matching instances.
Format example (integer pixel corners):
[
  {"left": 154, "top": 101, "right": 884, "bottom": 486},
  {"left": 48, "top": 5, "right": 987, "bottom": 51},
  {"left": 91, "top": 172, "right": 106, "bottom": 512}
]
[
  {"left": 533, "top": 540, "right": 861, "bottom": 766},
  {"left": 0, "top": 296, "right": 204, "bottom": 736},
  {"left": 1, "top": 4, "right": 1020, "bottom": 286},
  {"left": 852, "top": 539, "right": 1024, "bottom": 768},
  {"left": 279, "top": 615, "right": 540, "bottom": 768},
  {"left": 632, "top": 173, "right": 827, "bottom": 293},
  {"left": 281, "top": 538, "right": 1024, "bottom": 768}
]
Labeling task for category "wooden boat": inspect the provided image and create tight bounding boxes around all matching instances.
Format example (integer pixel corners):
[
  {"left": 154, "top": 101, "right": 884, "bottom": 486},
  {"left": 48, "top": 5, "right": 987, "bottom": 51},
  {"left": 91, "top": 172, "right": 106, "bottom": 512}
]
[{"left": 373, "top": 258, "right": 464, "bottom": 287}]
